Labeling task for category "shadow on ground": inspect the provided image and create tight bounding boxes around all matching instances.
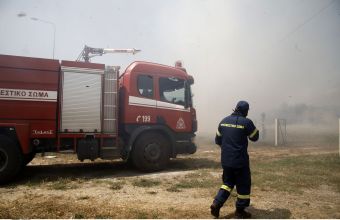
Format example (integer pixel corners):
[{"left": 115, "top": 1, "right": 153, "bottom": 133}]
[
  {"left": 222, "top": 207, "right": 292, "bottom": 219},
  {"left": 4, "top": 157, "right": 220, "bottom": 187}
]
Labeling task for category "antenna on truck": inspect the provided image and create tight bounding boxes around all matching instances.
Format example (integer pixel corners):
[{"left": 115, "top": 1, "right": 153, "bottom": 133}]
[{"left": 76, "top": 45, "right": 141, "bottom": 62}]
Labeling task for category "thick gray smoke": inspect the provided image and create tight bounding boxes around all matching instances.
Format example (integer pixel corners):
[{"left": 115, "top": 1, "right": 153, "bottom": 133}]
[
  {"left": 160, "top": 0, "right": 340, "bottom": 135},
  {"left": 0, "top": 0, "right": 339, "bottom": 140},
  {"left": 270, "top": 103, "right": 340, "bottom": 124}
]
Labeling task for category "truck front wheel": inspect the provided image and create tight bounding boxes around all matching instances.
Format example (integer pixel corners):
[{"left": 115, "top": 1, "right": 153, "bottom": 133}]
[
  {"left": 131, "top": 132, "right": 170, "bottom": 172},
  {"left": 0, "top": 135, "right": 23, "bottom": 184}
]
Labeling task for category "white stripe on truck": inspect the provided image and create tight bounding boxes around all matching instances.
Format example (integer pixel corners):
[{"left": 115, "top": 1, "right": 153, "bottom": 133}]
[
  {"left": 128, "top": 96, "right": 190, "bottom": 112},
  {"left": 0, "top": 88, "right": 57, "bottom": 102}
]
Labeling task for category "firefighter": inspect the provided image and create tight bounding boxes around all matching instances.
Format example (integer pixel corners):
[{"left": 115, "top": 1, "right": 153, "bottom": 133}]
[{"left": 210, "top": 101, "right": 259, "bottom": 219}]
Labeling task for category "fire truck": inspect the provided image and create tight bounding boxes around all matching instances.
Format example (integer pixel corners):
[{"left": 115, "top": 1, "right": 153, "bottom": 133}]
[{"left": 0, "top": 46, "right": 197, "bottom": 183}]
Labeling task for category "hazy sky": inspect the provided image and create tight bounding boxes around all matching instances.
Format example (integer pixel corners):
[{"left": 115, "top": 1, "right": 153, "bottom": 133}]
[{"left": 1, "top": 0, "right": 339, "bottom": 133}]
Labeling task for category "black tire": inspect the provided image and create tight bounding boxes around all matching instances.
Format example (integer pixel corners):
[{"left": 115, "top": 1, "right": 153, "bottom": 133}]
[
  {"left": 131, "top": 132, "right": 170, "bottom": 172},
  {"left": 0, "top": 135, "right": 23, "bottom": 184},
  {"left": 126, "top": 155, "right": 134, "bottom": 168},
  {"left": 22, "top": 151, "right": 36, "bottom": 167}
]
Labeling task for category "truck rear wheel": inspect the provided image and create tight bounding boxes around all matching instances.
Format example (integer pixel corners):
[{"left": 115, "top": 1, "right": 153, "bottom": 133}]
[
  {"left": 131, "top": 132, "right": 170, "bottom": 172},
  {"left": 0, "top": 135, "right": 23, "bottom": 184}
]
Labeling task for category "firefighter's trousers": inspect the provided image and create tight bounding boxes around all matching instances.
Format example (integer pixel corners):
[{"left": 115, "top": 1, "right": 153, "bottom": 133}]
[{"left": 213, "top": 166, "right": 251, "bottom": 209}]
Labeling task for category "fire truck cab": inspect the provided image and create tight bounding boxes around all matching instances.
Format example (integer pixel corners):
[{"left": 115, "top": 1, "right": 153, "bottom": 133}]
[{"left": 120, "top": 61, "right": 197, "bottom": 170}]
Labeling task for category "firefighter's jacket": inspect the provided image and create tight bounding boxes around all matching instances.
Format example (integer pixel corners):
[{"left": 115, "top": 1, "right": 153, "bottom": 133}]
[{"left": 215, "top": 112, "right": 259, "bottom": 168}]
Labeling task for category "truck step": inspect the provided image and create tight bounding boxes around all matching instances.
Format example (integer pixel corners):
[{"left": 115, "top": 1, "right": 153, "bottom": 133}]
[{"left": 59, "top": 149, "right": 76, "bottom": 154}]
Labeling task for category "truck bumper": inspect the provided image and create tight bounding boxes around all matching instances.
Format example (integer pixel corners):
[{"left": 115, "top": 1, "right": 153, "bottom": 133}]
[{"left": 174, "top": 136, "right": 197, "bottom": 155}]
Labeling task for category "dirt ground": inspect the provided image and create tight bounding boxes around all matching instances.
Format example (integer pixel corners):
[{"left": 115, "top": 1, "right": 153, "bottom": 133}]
[{"left": 0, "top": 141, "right": 339, "bottom": 219}]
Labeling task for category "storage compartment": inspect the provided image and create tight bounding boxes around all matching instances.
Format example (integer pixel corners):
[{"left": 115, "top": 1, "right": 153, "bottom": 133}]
[{"left": 60, "top": 65, "right": 104, "bottom": 132}]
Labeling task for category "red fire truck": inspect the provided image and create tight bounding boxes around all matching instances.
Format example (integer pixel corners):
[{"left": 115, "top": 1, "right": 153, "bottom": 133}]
[{"left": 0, "top": 47, "right": 197, "bottom": 183}]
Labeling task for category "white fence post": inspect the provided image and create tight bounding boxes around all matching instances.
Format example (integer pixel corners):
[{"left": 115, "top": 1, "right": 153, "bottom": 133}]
[{"left": 275, "top": 118, "right": 278, "bottom": 146}]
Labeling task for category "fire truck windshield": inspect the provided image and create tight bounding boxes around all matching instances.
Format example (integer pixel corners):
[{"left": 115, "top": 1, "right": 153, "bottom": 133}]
[{"left": 159, "top": 77, "right": 192, "bottom": 108}]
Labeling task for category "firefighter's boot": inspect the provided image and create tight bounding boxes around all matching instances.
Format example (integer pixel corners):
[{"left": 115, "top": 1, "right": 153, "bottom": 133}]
[
  {"left": 235, "top": 208, "right": 251, "bottom": 219},
  {"left": 210, "top": 203, "right": 221, "bottom": 218}
]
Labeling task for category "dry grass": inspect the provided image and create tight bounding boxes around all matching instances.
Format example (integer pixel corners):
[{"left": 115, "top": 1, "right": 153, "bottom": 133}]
[
  {"left": 132, "top": 178, "right": 161, "bottom": 188},
  {"left": 167, "top": 170, "right": 220, "bottom": 191},
  {"left": 0, "top": 144, "right": 339, "bottom": 218},
  {"left": 252, "top": 153, "right": 340, "bottom": 194},
  {"left": 110, "top": 181, "right": 124, "bottom": 190}
]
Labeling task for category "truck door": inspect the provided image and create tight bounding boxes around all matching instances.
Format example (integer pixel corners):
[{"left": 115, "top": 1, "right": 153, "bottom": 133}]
[{"left": 125, "top": 73, "right": 157, "bottom": 125}]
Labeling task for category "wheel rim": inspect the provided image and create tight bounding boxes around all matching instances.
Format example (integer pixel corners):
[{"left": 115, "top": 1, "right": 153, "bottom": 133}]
[
  {"left": 144, "top": 142, "right": 161, "bottom": 162},
  {"left": 0, "top": 148, "right": 9, "bottom": 172}
]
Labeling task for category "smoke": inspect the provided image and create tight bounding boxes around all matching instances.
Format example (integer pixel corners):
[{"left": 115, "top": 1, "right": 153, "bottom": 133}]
[
  {"left": 0, "top": 0, "right": 339, "bottom": 140},
  {"left": 155, "top": 0, "right": 340, "bottom": 135},
  {"left": 269, "top": 103, "right": 340, "bottom": 125}
]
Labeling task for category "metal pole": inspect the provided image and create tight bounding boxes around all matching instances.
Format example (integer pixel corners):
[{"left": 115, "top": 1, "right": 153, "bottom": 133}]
[
  {"left": 275, "top": 118, "right": 278, "bottom": 146},
  {"left": 52, "top": 24, "right": 56, "bottom": 59},
  {"left": 261, "top": 113, "right": 266, "bottom": 140},
  {"left": 339, "top": 118, "right": 340, "bottom": 157}
]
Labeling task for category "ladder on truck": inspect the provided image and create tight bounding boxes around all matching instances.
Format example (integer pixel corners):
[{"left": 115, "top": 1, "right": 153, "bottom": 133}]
[
  {"left": 103, "top": 66, "right": 119, "bottom": 133},
  {"left": 76, "top": 45, "right": 141, "bottom": 63}
]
